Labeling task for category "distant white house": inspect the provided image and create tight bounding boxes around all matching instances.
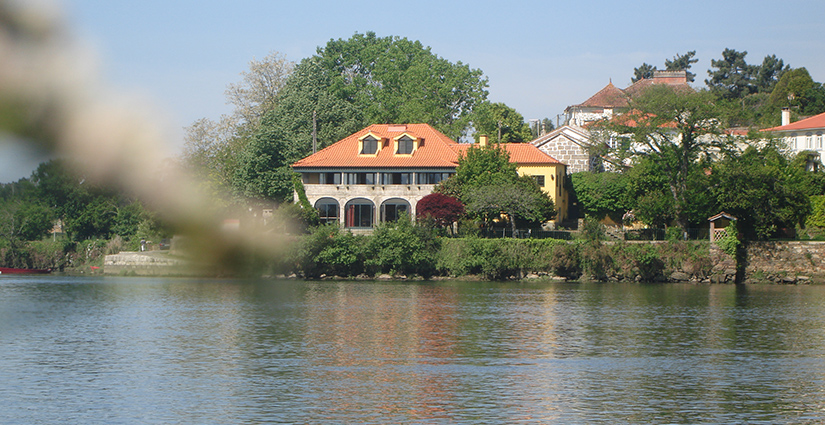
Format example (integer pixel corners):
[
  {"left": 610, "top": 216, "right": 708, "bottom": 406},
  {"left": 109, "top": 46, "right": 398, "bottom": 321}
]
[{"left": 762, "top": 108, "right": 825, "bottom": 157}]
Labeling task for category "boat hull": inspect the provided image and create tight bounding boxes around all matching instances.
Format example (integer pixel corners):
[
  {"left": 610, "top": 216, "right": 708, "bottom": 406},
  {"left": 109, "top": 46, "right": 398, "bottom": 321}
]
[{"left": 0, "top": 267, "right": 52, "bottom": 274}]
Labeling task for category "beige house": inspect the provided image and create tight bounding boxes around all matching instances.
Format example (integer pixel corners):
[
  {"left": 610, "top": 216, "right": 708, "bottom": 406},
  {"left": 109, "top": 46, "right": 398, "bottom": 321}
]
[{"left": 292, "top": 124, "right": 567, "bottom": 231}]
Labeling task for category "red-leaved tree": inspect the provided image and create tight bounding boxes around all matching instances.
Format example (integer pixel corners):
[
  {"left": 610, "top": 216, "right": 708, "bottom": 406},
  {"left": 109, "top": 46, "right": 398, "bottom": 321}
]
[{"left": 416, "top": 193, "right": 465, "bottom": 233}]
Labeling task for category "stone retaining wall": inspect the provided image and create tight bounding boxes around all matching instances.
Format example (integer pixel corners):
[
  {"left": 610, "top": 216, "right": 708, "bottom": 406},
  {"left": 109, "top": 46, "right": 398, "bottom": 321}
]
[
  {"left": 744, "top": 241, "right": 825, "bottom": 284},
  {"left": 104, "top": 252, "right": 198, "bottom": 276}
]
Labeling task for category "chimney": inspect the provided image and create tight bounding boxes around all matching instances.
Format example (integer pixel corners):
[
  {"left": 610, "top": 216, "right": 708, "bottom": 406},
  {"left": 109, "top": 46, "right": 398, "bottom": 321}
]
[
  {"left": 479, "top": 134, "right": 488, "bottom": 148},
  {"left": 781, "top": 107, "right": 791, "bottom": 126}
]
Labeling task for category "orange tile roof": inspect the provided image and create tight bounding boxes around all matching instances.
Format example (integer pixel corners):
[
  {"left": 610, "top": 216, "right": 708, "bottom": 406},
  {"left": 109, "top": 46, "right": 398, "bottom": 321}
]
[
  {"left": 762, "top": 111, "right": 825, "bottom": 132},
  {"left": 292, "top": 124, "right": 564, "bottom": 169}
]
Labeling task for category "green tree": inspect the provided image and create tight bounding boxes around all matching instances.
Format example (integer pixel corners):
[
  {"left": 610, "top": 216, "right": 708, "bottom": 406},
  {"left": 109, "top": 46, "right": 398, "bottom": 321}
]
[
  {"left": 754, "top": 54, "right": 789, "bottom": 94},
  {"left": 0, "top": 199, "right": 54, "bottom": 242},
  {"left": 665, "top": 50, "right": 698, "bottom": 82},
  {"left": 447, "top": 145, "right": 518, "bottom": 195},
  {"left": 314, "top": 32, "right": 489, "bottom": 140},
  {"left": 706, "top": 48, "right": 755, "bottom": 99},
  {"left": 711, "top": 143, "right": 809, "bottom": 239},
  {"left": 569, "top": 171, "right": 630, "bottom": 223},
  {"left": 464, "top": 177, "right": 555, "bottom": 237},
  {"left": 443, "top": 145, "right": 554, "bottom": 235},
  {"left": 471, "top": 101, "right": 533, "bottom": 143},
  {"left": 182, "top": 52, "right": 295, "bottom": 202},
  {"left": 600, "top": 85, "right": 726, "bottom": 232},
  {"left": 632, "top": 63, "right": 657, "bottom": 83}
]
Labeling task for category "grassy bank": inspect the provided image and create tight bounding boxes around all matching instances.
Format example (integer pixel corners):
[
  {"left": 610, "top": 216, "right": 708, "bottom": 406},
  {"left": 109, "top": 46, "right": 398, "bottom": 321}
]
[{"left": 280, "top": 223, "right": 716, "bottom": 282}]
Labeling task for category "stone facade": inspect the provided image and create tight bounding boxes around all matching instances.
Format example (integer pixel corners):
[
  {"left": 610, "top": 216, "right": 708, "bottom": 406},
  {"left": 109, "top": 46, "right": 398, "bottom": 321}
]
[
  {"left": 301, "top": 180, "right": 437, "bottom": 233},
  {"left": 531, "top": 125, "right": 594, "bottom": 174},
  {"left": 744, "top": 241, "right": 825, "bottom": 283}
]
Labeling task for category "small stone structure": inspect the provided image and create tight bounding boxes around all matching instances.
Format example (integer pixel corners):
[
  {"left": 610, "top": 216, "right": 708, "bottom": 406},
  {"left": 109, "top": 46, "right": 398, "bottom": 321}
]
[{"left": 709, "top": 212, "right": 737, "bottom": 243}]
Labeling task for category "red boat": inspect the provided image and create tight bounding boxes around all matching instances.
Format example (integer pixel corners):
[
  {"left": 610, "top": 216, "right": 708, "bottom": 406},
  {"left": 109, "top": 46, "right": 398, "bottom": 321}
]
[{"left": 0, "top": 267, "right": 52, "bottom": 274}]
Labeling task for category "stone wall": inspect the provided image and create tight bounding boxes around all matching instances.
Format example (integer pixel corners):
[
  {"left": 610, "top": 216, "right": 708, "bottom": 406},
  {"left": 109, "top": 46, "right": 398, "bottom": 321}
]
[{"left": 743, "top": 241, "right": 825, "bottom": 284}]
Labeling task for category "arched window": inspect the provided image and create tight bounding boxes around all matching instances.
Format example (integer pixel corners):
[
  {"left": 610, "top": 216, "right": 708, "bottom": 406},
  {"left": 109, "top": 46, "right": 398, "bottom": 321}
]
[
  {"left": 315, "top": 198, "right": 340, "bottom": 225},
  {"left": 380, "top": 198, "right": 410, "bottom": 222},
  {"left": 345, "top": 199, "right": 375, "bottom": 228}
]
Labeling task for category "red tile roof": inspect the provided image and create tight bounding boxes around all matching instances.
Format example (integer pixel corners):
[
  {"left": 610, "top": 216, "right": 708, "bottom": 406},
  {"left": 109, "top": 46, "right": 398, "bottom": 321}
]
[
  {"left": 762, "top": 111, "right": 825, "bottom": 132},
  {"left": 571, "top": 72, "right": 693, "bottom": 111},
  {"left": 574, "top": 82, "right": 629, "bottom": 108},
  {"left": 292, "top": 124, "right": 563, "bottom": 169}
]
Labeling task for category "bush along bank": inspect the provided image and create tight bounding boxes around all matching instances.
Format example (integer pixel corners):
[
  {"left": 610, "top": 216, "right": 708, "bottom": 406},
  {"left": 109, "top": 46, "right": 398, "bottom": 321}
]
[
  {"left": 0, "top": 237, "right": 121, "bottom": 273},
  {"left": 282, "top": 222, "right": 723, "bottom": 282}
]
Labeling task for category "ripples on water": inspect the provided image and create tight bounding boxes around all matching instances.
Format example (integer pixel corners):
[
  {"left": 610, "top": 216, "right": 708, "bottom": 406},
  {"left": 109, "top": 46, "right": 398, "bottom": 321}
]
[{"left": 1, "top": 277, "right": 825, "bottom": 423}]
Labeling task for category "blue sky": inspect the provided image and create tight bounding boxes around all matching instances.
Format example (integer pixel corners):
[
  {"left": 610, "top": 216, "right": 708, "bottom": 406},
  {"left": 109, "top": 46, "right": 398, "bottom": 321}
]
[{"left": 2, "top": 0, "right": 824, "bottom": 182}]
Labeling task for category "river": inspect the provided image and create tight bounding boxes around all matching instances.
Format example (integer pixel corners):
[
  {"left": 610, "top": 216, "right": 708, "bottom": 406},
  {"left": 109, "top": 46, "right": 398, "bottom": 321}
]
[{"left": 1, "top": 276, "right": 824, "bottom": 424}]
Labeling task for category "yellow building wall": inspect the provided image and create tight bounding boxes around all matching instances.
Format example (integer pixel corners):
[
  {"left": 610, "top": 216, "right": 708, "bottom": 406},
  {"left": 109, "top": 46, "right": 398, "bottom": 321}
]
[{"left": 516, "top": 164, "right": 567, "bottom": 222}]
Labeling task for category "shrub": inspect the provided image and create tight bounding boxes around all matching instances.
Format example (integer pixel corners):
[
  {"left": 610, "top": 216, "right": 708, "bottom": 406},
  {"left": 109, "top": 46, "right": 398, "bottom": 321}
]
[
  {"left": 291, "top": 224, "right": 365, "bottom": 278},
  {"left": 548, "top": 243, "right": 581, "bottom": 279},
  {"left": 366, "top": 215, "right": 439, "bottom": 277},
  {"left": 716, "top": 225, "right": 740, "bottom": 256}
]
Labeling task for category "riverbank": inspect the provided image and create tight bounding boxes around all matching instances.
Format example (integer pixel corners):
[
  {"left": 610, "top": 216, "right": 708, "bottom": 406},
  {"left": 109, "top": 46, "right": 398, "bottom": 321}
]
[{"left": 79, "top": 235, "right": 825, "bottom": 284}]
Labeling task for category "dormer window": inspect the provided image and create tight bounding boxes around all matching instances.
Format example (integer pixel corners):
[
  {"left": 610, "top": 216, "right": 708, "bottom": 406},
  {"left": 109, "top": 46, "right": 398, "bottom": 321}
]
[
  {"left": 361, "top": 135, "right": 379, "bottom": 155},
  {"left": 397, "top": 136, "right": 414, "bottom": 154},
  {"left": 394, "top": 133, "right": 418, "bottom": 155}
]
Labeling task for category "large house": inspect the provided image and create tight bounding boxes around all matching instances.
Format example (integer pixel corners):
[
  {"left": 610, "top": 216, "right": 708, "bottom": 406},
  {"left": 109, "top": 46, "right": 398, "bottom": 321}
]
[
  {"left": 531, "top": 70, "right": 692, "bottom": 173},
  {"left": 292, "top": 123, "right": 567, "bottom": 230},
  {"left": 763, "top": 108, "right": 825, "bottom": 158}
]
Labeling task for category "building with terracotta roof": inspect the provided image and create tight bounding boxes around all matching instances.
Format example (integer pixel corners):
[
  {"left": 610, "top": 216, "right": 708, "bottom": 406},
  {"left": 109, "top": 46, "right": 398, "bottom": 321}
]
[
  {"left": 762, "top": 108, "right": 825, "bottom": 157},
  {"left": 564, "top": 70, "right": 691, "bottom": 127},
  {"left": 292, "top": 123, "right": 567, "bottom": 230},
  {"left": 531, "top": 71, "right": 692, "bottom": 173}
]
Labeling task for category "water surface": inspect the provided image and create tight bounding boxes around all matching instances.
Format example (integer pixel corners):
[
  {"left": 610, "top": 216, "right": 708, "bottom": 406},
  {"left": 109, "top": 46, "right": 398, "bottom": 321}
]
[{"left": 1, "top": 276, "right": 824, "bottom": 423}]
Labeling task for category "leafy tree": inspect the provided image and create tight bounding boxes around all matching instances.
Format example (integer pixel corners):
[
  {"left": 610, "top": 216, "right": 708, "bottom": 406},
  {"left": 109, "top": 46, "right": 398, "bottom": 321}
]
[
  {"left": 181, "top": 116, "right": 244, "bottom": 202},
  {"left": 600, "top": 85, "right": 725, "bottom": 232},
  {"left": 225, "top": 52, "right": 294, "bottom": 130},
  {"left": 182, "top": 52, "right": 294, "bottom": 201},
  {"left": 801, "top": 84, "right": 825, "bottom": 116},
  {"left": 464, "top": 177, "right": 555, "bottom": 236},
  {"left": 0, "top": 199, "right": 54, "bottom": 242},
  {"left": 665, "top": 51, "right": 698, "bottom": 82},
  {"left": 471, "top": 101, "right": 533, "bottom": 143},
  {"left": 769, "top": 67, "right": 814, "bottom": 108},
  {"left": 711, "top": 143, "right": 809, "bottom": 239},
  {"left": 313, "top": 32, "right": 489, "bottom": 140},
  {"left": 293, "top": 224, "right": 365, "bottom": 277},
  {"left": 437, "top": 145, "right": 554, "bottom": 235},
  {"left": 754, "top": 54, "right": 789, "bottom": 94},
  {"left": 569, "top": 171, "right": 630, "bottom": 223},
  {"left": 416, "top": 193, "right": 465, "bottom": 233},
  {"left": 706, "top": 48, "right": 755, "bottom": 99},
  {"left": 632, "top": 63, "right": 657, "bottom": 83},
  {"left": 453, "top": 144, "right": 519, "bottom": 192}
]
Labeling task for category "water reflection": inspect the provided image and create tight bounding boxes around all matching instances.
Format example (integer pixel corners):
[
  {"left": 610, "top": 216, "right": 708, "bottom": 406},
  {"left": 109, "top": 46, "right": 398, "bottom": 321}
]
[{"left": 2, "top": 277, "right": 825, "bottom": 423}]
